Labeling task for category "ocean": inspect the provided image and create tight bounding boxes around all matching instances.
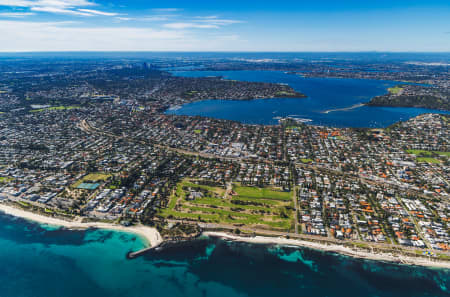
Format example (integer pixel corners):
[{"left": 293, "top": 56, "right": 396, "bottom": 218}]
[
  {"left": 0, "top": 212, "right": 448, "bottom": 297},
  {"left": 165, "top": 70, "right": 449, "bottom": 127}
]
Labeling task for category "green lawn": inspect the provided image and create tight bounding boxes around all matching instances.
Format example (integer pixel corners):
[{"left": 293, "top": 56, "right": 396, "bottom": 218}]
[
  {"left": 18, "top": 201, "right": 30, "bottom": 207},
  {"left": 233, "top": 184, "right": 292, "bottom": 201},
  {"left": 183, "top": 180, "right": 226, "bottom": 196},
  {"left": 436, "top": 151, "right": 450, "bottom": 157},
  {"left": 160, "top": 208, "right": 292, "bottom": 229},
  {"left": 160, "top": 209, "right": 220, "bottom": 221},
  {"left": 182, "top": 205, "right": 292, "bottom": 229},
  {"left": 300, "top": 158, "right": 313, "bottom": 163},
  {"left": 231, "top": 196, "right": 281, "bottom": 206},
  {"left": 406, "top": 149, "right": 449, "bottom": 157},
  {"left": 388, "top": 86, "right": 403, "bottom": 95},
  {"left": 167, "top": 181, "right": 186, "bottom": 209},
  {"left": 417, "top": 157, "right": 441, "bottom": 164},
  {"left": 0, "top": 177, "right": 14, "bottom": 183},
  {"left": 191, "top": 197, "right": 272, "bottom": 212},
  {"left": 166, "top": 179, "right": 225, "bottom": 210},
  {"left": 72, "top": 172, "right": 111, "bottom": 188},
  {"left": 30, "top": 106, "right": 80, "bottom": 113},
  {"left": 183, "top": 205, "right": 261, "bottom": 219},
  {"left": 406, "top": 149, "right": 433, "bottom": 156}
]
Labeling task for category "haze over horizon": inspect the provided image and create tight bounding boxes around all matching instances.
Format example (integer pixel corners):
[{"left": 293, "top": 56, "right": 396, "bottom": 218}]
[{"left": 0, "top": 0, "right": 449, "bottom": 52}]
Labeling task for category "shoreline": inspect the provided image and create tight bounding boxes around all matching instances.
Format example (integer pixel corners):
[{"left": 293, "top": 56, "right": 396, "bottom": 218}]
[
  {"left": 203, "top": 231, "right": 450, "bottom": 269},
  {"left": 0, "top": 203, "right": 162, "bottom": 248},
  {"left": 1, "top": 202, "right": 448, "bottom": 269}
]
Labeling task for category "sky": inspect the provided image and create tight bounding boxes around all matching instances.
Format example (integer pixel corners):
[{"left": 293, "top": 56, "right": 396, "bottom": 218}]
[{"left": 0, "top": 0, "right": 449, "bottom": 52}]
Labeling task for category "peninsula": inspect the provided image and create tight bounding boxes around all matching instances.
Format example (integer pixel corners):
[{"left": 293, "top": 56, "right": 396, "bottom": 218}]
[{"left": 367, "top": 84, "right": 449, "bottom": 111}]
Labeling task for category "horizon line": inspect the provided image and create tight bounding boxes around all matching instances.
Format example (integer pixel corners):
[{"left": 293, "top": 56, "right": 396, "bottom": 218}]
[{"left": 0, "top": 50, "right": 449, "bottom": 54}]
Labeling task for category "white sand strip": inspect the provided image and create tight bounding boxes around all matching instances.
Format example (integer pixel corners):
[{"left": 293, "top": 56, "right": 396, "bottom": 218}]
[
  {"left": 0, "top": 204, "right": 162, "bottom": 248},
  {"left": 204, "top": 231, "right": 450, "bottom": 269}
]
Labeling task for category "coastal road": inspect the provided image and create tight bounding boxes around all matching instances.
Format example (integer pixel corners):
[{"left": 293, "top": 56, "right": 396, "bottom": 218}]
[{"left": 292, "top": 186, "right": 299, "bottom": 234}]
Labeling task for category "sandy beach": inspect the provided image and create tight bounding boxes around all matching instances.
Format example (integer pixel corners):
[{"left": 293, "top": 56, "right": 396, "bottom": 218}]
[
  {"left": 204, "top": 231, "right": 450, "bottom": 269},
  {"left": 0, "top": 203, "right": 162, "bottom": 248}
]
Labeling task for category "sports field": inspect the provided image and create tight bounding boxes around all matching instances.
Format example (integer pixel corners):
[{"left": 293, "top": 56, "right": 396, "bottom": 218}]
[{"left": 72, "top": 173, "right": 111, "bottom": 188}]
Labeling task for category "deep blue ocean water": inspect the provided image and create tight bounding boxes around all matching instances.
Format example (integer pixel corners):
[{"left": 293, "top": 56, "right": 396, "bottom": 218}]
[
  {"left": 0, "top": 212, "right": 449, "bottom": 297},
  {"left": 165, "top": 70, "right": 449, "bottom": 127}
]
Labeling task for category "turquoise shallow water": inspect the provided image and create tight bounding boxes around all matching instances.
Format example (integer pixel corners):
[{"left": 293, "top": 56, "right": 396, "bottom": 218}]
[
  {"left": 0, "top": 212, "right": 449, "bottom": 297},
  {"left": 166, "top": 70, "right": 449, "bottom": 127}
]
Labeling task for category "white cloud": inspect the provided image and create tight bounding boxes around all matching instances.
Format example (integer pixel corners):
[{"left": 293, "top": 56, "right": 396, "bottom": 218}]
[
  {"left": 195, "top": 16, "right": 242, "bottom": 26},
  {"left": 116, "top": 14, "right": 177, "bottom": 22},
  {"left": 0, "top": 0, "right": 95, "bottom": 7},
  {"left": 163, "top": 22, "right": 218, "bottom": 29},
  {"left": 142, "top": 15, "right": 173, "bottom": 22},
  {"left": 0, "top": 0, "right": 118, "bottom": 17},
  {"left": 115, "top": 16, "right": 132, "bottom": 21},
  {"left": 31, "top": 6, "right": 92, "bottom": 16},
  {"left": 115, "top": 15, "right": 176, "bottom": 23},
  {"left": 0, "top": 11, "right": 34, "bottom": 17},
  {"left": 163, "top": 16, "right": 242, "bottom": 30},
  {"left": 0, "top": 20, "right": 244, "bottom": 51},
  {"left": 0, "top": 5, "right": 244, "bottom": 50},
  {"left": 0, "top": 1, "right": 35, "bottom": 6},
  {"left": 77, "top": 8, "right": 117, "bottom": 16}
]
